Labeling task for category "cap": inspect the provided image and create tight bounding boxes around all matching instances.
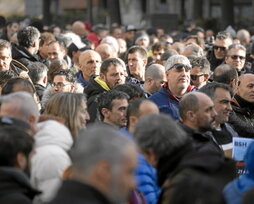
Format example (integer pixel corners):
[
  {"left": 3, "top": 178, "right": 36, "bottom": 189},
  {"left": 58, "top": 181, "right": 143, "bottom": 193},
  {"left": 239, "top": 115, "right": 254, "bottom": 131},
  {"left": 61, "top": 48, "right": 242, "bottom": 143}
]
[{"left": 125, "top": 25, "right": 137, "bottom": 32}]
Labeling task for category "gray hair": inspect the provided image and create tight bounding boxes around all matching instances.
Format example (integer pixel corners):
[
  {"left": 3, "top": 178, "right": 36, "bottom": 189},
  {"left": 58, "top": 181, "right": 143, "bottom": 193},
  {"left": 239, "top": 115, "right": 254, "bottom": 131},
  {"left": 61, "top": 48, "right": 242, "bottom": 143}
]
[
  {"left": 184, "top": 44, "right": 204, "bottom": 57},
  {"left": 133, "top": 113, "right": 187, "bottom": 159},
  {"left": 145, "top": 63, "right": 165, "bottom": 80},
  {"left": 71, "top": 125, "right": 135, "bottom": 174},
  {"left": 0, "top": 91, "right": 39, "bottom": 123},
  {"left": 0, "top": 39, "right": 11, "bottom": 51},
  {"left": 227, "top": 43, "right": 246, "bottom": 55},
  {"left": 165, "top": 55, "right": 191, "bottom": 71}
]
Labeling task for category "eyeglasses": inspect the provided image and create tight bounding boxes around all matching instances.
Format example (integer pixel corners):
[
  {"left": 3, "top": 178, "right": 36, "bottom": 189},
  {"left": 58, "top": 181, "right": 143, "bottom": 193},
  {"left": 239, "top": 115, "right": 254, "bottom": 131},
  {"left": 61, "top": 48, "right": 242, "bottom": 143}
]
[
  {"left": 229, "top": 55, "right": 246, "bottom": 60},
  {"left": 213, "top": 45, "right": 227, "bottom": 51},
  {"left": 170, "top": 63, "right": 192, "bottom": 71},
  {"left": 52, "top": 82, "right": 71, "bottom": 88},
  {"left": 190, "top": 74, "right": 205, "bottom": 80}
]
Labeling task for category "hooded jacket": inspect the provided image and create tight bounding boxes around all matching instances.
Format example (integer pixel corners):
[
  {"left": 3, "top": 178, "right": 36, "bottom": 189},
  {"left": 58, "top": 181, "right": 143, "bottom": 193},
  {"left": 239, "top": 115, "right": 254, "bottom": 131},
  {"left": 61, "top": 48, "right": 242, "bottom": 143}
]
[
  {"left": 224, "top": 141, "right": 254, "bottom": 204},
  {"left": 84, "top": 75, "right": 109, "bottom": 123},
  {"left": 31, "top": 120, "right": 73, "bottom": 204},
  {"left": 0, "top": 167, "right": 40, "bottom": 204}
]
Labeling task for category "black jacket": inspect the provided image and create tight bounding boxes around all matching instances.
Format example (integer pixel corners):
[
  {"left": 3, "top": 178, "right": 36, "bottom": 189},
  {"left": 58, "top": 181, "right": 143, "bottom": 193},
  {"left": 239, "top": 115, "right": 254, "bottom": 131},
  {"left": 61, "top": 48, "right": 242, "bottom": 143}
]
[
  {"left": 229, "top": 94, "right": 254, "bottom": 138},
  {"left": 206, "top": 48, "right": 224, "bottom": 72},
  {"left": 83, "top": 75, "right": 107, "bottom": 123},
  {"left": 12, "top": 44, "right": 39, "bottom": 67},
  {"left": 50, "top": 179, "right": 112, "bottom": 204},
  {"left": 0, "top": 167, "right": 40, "bottom": 204}
]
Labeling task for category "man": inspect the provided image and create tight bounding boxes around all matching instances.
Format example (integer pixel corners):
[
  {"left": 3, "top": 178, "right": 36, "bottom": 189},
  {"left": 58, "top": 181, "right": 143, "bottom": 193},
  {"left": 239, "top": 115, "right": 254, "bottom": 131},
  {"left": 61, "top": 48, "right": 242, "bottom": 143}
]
[
  {"left": 213, "top": 64, "right": 239, "bottom": 93},
  {"left": 133, "top": 114, "right": 236, "bottom": 202},
  {"left": 50, "top": 125, "right": 138, "bottom": 204},
  {"left": 71, "top": 20, "right": 87, "bottom": 38},
  {"left": 151, "top": 42, "right": 165, "bottom": 64},
  {"left": 229, "top": 74, "right": 254, "bottom": 138},
  {"left": 225, "top": 43, "right": 246, "bottom": 76},
  {"left": 141, "top": 63, "right": 166, "bottom": 98},
  {"left": 84, "top": 58, "right": 126, "bottom": 123},
  {"left": 123, "top": 25, "right": 137, "bottom": 49},
  {"left": 110, "top": 26, "right": 123, "bottom": 39},
  {"left": 190, "top": 56, "right": 210, "bottom": 89},
  {"left": 0, "top": 126, "right": 40, "bottom": 203},
  {"left": 95, "top": 43, "right": 116, "bottom": 61},
  {"left": 37, "top": 32, "right": 55, "bottom": 64},
  {"left": 77, "top": 49, "right": 102, "bottom": 87},
  {"left": 127, "top": 46, "right": 148, "bottom": 83},
  {"left": 0, "top": 20, "right": 19, "bottom": 41},
  {"left": 0, "top": 91, "right": 39, "bottom": 135},
  {"left": 149, "top": 54, "right": 194, "bottom": 120},
  {"left": 98, "top": 90, "right": 129, "bottom": 128},
  {"left": 199, "top": 82, "right": 238, "bottom": 157},
  {"left": 47, "top": 40, "right": 67, "bottom": 63},
  {"left": 207, "top": 31, "right": 233, "bottom": 71},
  {"left": 12, "top": 26, "right": 40, "bottom": 67},
  {"left": 52, "top": 69, "right": 75, "bottom": 93},
  {"left": 178, "top": 92, "right": 222, "bottom": 154}
]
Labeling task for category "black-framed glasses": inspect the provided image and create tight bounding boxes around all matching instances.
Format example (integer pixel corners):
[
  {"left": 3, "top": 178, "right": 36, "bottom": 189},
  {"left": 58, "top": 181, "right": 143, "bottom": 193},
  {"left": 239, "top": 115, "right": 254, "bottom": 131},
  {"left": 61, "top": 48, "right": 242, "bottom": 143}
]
[
  {"left": 229, "top": 55, "right": 246, "bottom": 60},
  {"left": 170, "top": 63, "right": 192, "bottom": 71},
  {"left": 190, "top": 74, "right": 205, "bottom": 80},
  {"left": 213, "top": 45, "right": 227, "bottom": 51},
  {"left": 52, "top": 82, "right": 71, "bottom": 88}
]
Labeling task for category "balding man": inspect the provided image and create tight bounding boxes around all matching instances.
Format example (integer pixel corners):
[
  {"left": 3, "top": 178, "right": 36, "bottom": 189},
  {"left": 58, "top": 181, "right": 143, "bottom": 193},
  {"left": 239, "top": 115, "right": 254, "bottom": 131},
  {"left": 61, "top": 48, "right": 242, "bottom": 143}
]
[
  {"left": 141, "top": 63, "right": 166, "bottom": 98},
  {"left": 72, "top": 21, "right": 88, "bottom": 37},
  {"left": 229, "top": 74, "right": 254, "bottom": 138},
  {"left": 77, "top": 50, "right": 102, "bottom": 87},
  {"left": 179, "top": 92, "right": 223, "bottom": 154},
  {"left": 95, "top": 43, "right": 116, "bottom": 61}
]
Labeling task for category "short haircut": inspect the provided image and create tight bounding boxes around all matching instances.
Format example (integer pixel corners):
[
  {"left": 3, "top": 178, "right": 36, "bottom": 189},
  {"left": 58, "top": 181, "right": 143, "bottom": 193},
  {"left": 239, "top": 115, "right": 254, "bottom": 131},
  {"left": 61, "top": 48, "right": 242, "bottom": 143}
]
[
  {"left": 127, "top": 98, "right": 146, "bottom": 118},
  {"left": 152, "top": 42, "right": 164, "bottom": 52},
  {"left": 1, "top": 77, "right": 35, "bottom": 95},
  {"left": 17, "top": 26, "right": 40, "bottom": 48},
  {"left": 52, "top": 69, "right": 75, "bottom": 83},
  {"left": 179, "top": 93, "right": 199, "bottom": 121},
  {"left": 0, "top": 126, "right": 34, "bottom": 167},
  {"left": 39, "top": 32, "right": 56, "bottom": 47},
  {"left": 48, "top": 59, "right": 68, "bottom": 83},
  {"left": 0, "top": 39, "right": 11, "bottom": 51},
  {"left": 190, "top": 57, "right": 210, "bottom": 74},
  {"left": 199, "top": 82, "right": 233, "bottom": 100},
  {"left": 71, "top": 125, "right": 135, "bottom": 174},
  {"left": 97, "top": 90, "right": 129, "bottom": 120},
  {"left": 160, "top": 49, "right": 178, "bottom": 61},
  {"left": 213, "top": 64, "right": 238, "bottom": 85},
  {"left": 28, "top": 62, "right": 48, "bottom": 84},
  {"left": 145, "top": 63, "right": 165, "bottom": 80},
  {"left": 127, "top": 46, "right": 148, "bottom": 60},
  {"left": 113, "top": 84, "right": 145, "bottom": 100},
  {"left": 134, "top": 113, "right": 187, "bottom": 159},
  {"left": 227, "top": 43, "right": 246, "bottom": 55},
  {"left": 100, "top": 57, "right": 125, "bottom": 75},
  {"left": 183, "top": 43, "right": 204, "bottom": 57},
  {"left": 48, "top": 40, "right": 66, "bottom": 51},
  {"left": 216, "top": 31, "right": 233, "bottom": 42}
]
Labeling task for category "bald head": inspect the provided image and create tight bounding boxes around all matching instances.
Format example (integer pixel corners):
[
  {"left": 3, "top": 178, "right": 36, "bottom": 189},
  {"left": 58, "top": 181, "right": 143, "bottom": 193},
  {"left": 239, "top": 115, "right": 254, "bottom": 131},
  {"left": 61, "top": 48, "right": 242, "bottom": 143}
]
[
  {"left": 214, "top": 64, "right": 238, "bottom": 86},
  {"left": 145, "top": 63, "right": 165, "bottom": 80},
  {"left": 237, "top": 74, "right": 254, "bottom": 103},
  {"left": 95, "top": 43, "right": 116, "bottom": 60},
  {"left": 72, "top": 21, "right": 87, "bottom": 37}
]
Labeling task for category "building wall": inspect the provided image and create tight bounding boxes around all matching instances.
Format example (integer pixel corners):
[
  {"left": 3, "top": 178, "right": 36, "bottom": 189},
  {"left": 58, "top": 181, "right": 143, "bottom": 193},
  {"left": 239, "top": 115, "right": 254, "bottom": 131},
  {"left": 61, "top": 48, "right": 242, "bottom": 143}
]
[{"left": 0, "top": 0, "right": 25, "bottom": 17}]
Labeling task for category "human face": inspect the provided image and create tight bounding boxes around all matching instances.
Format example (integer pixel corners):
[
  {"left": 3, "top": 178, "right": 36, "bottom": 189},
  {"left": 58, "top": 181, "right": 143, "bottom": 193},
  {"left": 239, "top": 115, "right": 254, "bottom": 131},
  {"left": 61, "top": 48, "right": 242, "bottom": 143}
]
[
  {"left": 109, "top": 144, "right": 137, "bottom": 204},
  {"left": 136, "top": 38, "right": 149, "bottom": 48},
  {"left": 79, "top": 51, "right": 101, "bottom": 81},
  {"left": 128, "top": 52, "right": 147, "bottom": 80},
  {"left": 190, "top": 66, "right": 207, "bottom": 89},
  {"left": 166, "top": 61, "right": 191, "bottom": 96},
  {"left": 213, "top": 38, "right": 231, "bottom": 59},
  {"left": 107, "top": 98, "right": 128, "bottom": 128},
  {"left": 150, "top": 70, "right": 166, "bottom": 94},
  {"left": 237, "top": 74, "right": 254, "bottom": 103},
  {"left": 225, "top": 48, "right": 246, "bottom": 72},
  {"left": 102, "top": 64, "right": 126, "bottom": 89},
  {"left": 112, "top": 28, "right": 122, "bottom": 39},
  {"left": 117, "top": 38, "right": 127, "bottom": 54},
  {"left": 0, "top": 48, "right": 12, "bottom": 71},
  {"left": 47, "top": 43, "right": 65, "bottom": 61},
  {"left": 194, "top": 94, "right": 217, "bottom": 132},
  {"left": 52, "top": 75, "right": 74, "bottom": 93},
  {"left": 39, "top": 41, "right": 49, "bottom": 59},
  {"left": 78, "top": 100, "right": 90, "bottom": 128},
  {"left": 152, "top": 49, "right": 164, "bottom": 63},
  {"left": 213, "top": 88, "right": 232, "bottom": 125}
]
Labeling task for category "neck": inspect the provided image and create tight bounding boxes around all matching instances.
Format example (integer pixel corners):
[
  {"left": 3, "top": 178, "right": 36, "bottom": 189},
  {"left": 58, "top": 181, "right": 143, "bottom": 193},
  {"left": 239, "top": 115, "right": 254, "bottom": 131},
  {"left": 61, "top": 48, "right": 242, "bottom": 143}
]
[
  {"left": 168, "top": 84, "right": 187, "bottom": 98},
  {"left": 214, "top": 121, "right": 221, "bottom": 130},
  {"left": 82, "top": 72, "right": 90, "bottom": 82},
  {"left": 132, "top": 73, "right": 144, "bottom": 81},
  {"left": 143, "top": 82, "right": 152, "bottom": 94}
]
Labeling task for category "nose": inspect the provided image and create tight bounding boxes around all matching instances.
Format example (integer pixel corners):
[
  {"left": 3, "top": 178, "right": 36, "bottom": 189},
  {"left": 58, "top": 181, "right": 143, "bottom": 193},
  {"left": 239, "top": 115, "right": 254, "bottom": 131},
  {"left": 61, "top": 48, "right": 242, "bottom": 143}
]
[
  {"left": 86, "top": 112, "right": 90, "bottom": 121},
  {"left": 227, "top": 103, "right": 233, "bottom": 112}
]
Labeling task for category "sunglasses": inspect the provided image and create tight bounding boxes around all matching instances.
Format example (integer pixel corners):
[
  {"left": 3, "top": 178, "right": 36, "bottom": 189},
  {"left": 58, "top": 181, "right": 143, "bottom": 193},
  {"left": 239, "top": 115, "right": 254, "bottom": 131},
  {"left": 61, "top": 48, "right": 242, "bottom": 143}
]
[
  {"left": 190, "top": 74, "right": 205, "bottom": 80},
  {"left": 213, "top": 45, "right": 227, "bottom": 51},
  {"left": 170, "top": 63, "right": 192, "bottom": 71},
  {"left": 229, "top": 55, "right": 246, "bottom": 60}
]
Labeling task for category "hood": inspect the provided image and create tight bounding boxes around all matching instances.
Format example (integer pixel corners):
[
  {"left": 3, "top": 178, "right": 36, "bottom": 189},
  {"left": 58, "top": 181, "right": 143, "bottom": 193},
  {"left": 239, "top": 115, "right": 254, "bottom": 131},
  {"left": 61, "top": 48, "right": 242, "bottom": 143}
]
[
  {"left": 35, "top": 120, "right": 73, "bottom": 151},
  {"left": 83, "top": 75, "right": 107, "bottom": 99},
  {"left": 0, "top": 167, "right": 40, "bottom": 199}
]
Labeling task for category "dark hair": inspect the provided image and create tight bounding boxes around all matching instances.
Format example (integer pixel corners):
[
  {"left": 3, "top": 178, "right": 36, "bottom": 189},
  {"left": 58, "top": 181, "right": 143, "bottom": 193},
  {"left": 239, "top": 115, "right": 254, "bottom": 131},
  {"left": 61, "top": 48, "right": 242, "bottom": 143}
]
[
  {"left": 17, "top": 26, "right": 40, "bottom": 48},
  {"left": 1, "top": 77, "right": 35, "bottom": 95},
  {"left": 113, "top": 84, "right": 145, "bottom": 100},
  {"left": 152, "top": 42, "right": 164, "bottom": 52},
  {"left": 0, "top": 126, "right": 34, "bottom": 167},
  {"left": 100, "top": 58, "right": 124, "bottom": 75},
  {"left": 52, "top": 69, "right": 76, "bottom": 83},
  {"left": 127, "top": 46, "right": 148, "bottom": 60},
  {"left": 199, "top": 82, "right": 233, "bottom": 100},
  {"left": 190, "top": 56, "right": 210, "bottom": 74},
  {"left": 179, "top": 93, "right": 199, "bottom": 121},
  {"left": 213, "top": 64, "right": 238, "bottom": 85},
  {"left": 39, "top": 32, "right": 55, "bottom": 47},
  {"left": 97, "top": 90, "right": 129, "bottom": 121},
  {"left": 28, "top": 62, "right": 48, "bottom": 84},
  {"left": 0, "top": 70, "right": 18, "bottom": 87}
]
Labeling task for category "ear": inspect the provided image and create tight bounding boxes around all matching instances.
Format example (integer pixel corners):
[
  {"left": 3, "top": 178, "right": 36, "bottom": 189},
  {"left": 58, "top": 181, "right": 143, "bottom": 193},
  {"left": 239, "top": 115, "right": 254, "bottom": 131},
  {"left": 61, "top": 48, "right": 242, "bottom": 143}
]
[
  {"left": 100, "top": 73, "right": 106, "bottom": 81},
  {"left": 146, "top": 77, "right": 153, "bottom": 85},
  {"left": 16, "top": 152, "right": 27, "bottom": 170},
  {"left": 94, "top": 161, "right": 112, "bottom": 187},
  {"left": 143, "top": 150, "right": 157, "bottom": 168},
  {"left": 186, "top": 110, "right": 196, "bottom": 122},
  {"left": 101, "top": 108, "right": 110, "bottom": 120},
  {"left": 43, "top": 75, "right": 47, "bottom": 84},
  {"left": 129, "top": 115, "right": 138, "bottom": 127},
  {"left": 143, "top": 59, "right": 148, "bottom": 67}
]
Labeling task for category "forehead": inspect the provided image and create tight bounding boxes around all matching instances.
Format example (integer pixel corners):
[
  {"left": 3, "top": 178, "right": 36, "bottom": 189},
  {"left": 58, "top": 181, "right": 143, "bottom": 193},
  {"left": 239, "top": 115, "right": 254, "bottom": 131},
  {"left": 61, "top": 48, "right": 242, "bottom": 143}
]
[
  {"left": 240, "top": 75, "right": 254, "bottom": 86},
  {"left": 107, "top": 64, "right": 124, "bottom": 73},
  {"left": 112, "top": 98, "right": 128, "bottom": 107},
  {"left": 0, "top": 47, "right": 11, "bottom": 56},
  {"left": 214, "top": 88, "right": 231, "bottom": 99},
  {"left": 190, "top": 66, "right": 202, "bottom": 73},
  {"left": 214, "top": 38, "right": 231, "bottom": 46},
  {"left": 228, "top": 48, "right": 246, "bottom": 55},
  {"left": 53, "top": 75, "right": 68, "bottom": 82},
  {"left": 128, "top": 52, "right": 142, "bottom": 59},
  {"left": 48, "top": 43, "right": 61, "bottom": 51},
  {"left": 80, "top": 51, "right": 100, "bottom": 61}
]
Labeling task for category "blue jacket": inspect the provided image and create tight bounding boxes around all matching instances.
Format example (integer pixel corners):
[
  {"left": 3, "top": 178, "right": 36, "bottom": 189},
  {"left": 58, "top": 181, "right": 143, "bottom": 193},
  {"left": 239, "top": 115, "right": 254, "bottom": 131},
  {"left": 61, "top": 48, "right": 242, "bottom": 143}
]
[
  {"left": 135, "top": 154, "right": 160, "bottom": 204},
  {"left": 76, "top": 71, "right": 89, "bottom": 87}
]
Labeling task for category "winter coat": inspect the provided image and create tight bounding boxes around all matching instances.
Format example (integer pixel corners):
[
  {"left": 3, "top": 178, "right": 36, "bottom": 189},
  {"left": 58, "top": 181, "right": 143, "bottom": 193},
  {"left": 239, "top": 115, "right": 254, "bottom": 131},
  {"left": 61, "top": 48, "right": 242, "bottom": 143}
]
[
  {"left": 50, "top": 179, "right": 113, "bottom": 204},
  {"left": 31, "top": 120, "right": 73, "bottom": 204},
  {"left": 0, "top": 167, "right": 40, "bottom": 204}
]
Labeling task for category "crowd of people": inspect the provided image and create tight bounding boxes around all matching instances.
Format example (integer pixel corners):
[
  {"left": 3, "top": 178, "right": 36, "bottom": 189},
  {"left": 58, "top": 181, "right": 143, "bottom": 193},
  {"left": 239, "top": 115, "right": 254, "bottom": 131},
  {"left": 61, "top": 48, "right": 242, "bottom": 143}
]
[{"left": 0, "top": 15, "right": 254, "bottom": 204}]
